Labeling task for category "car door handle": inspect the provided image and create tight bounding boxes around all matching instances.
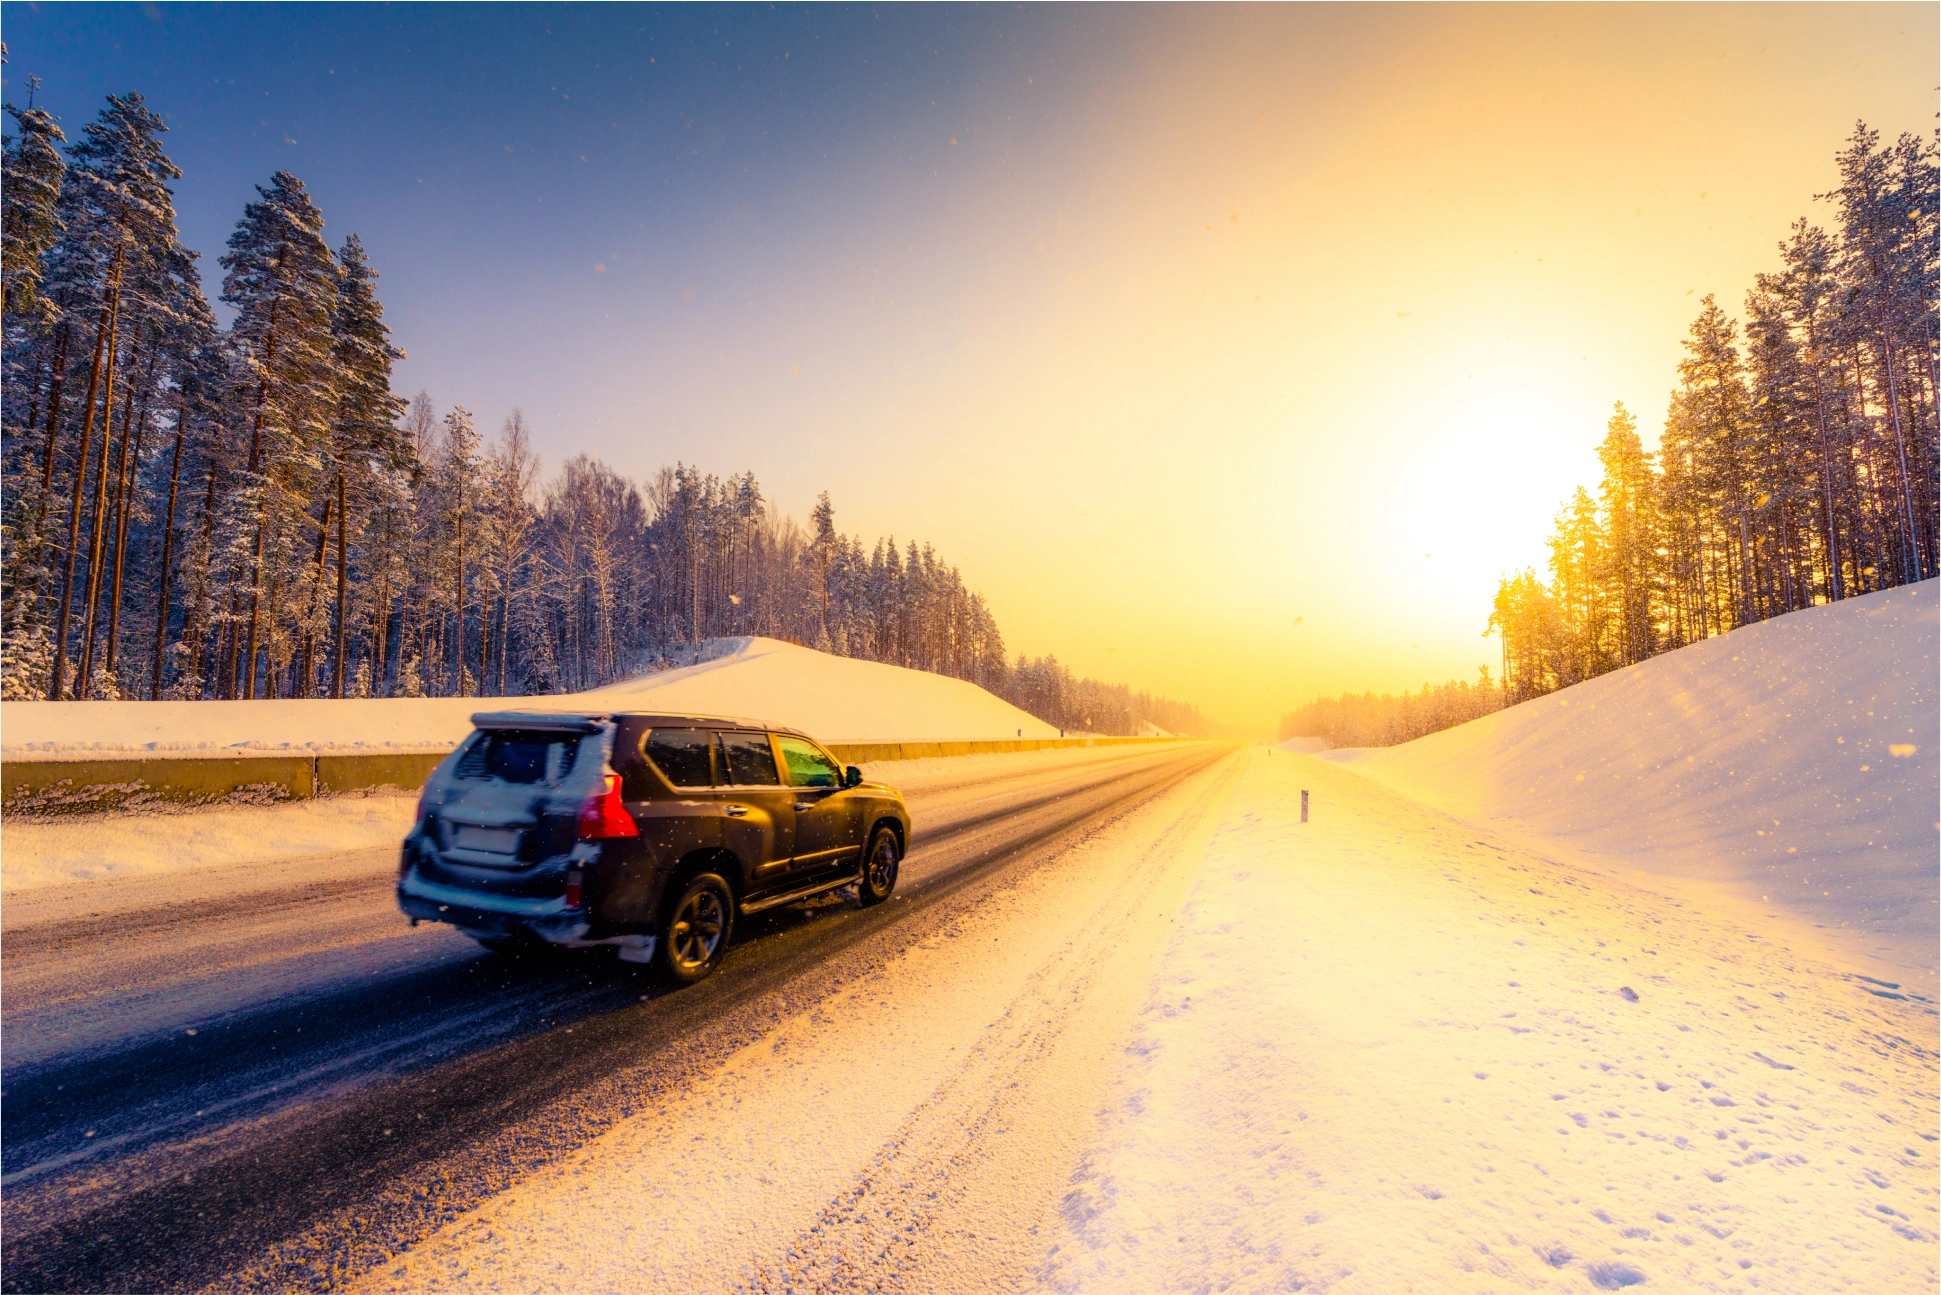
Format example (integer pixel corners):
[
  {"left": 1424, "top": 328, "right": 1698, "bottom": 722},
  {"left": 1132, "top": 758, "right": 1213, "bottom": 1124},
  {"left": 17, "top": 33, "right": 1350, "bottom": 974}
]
[
  {"left": 725, "top": 805, "right": 750, "bottom": 817},
  {"left": 794, "top": 801, "right": 814, "bottom": 812}
]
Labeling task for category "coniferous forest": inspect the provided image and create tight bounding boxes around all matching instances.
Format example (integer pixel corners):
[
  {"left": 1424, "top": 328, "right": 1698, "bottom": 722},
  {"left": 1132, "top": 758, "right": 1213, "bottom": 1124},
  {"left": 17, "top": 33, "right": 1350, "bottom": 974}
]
[
  {"left": 1489, "top": 125, "right": 1937, "bottom": 703},
  {"left": 1282, "top": 122, "right": 1936, "bottom": 747},
  {"left": 0, "top": 87, "right": 1208, "bottom": 737}
]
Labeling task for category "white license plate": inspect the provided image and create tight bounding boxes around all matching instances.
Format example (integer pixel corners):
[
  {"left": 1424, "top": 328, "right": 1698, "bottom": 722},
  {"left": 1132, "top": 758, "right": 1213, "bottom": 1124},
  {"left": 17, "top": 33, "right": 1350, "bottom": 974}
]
[{"left": 454, "top": 825, "right": 520, "bottom": 854}]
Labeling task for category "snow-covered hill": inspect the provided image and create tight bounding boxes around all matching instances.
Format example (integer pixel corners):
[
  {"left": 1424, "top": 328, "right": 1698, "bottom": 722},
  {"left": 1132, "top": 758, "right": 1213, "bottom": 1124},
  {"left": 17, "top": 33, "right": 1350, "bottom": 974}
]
[
  {"left": 0, "top": 637, "right": 1059, "bottom": 758},
  {"left": 1325, "top": 581, "right": 1938, "bottom": 980}
]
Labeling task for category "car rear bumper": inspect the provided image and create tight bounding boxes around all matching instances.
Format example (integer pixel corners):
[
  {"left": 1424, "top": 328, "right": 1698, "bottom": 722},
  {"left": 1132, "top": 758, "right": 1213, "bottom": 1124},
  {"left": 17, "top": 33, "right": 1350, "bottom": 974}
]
[
  {"left": 398, "top": 870, "right": 657, "bottom": 962},
  {"left": 399, "top": 868, "right": 589, "bottom": 938}
]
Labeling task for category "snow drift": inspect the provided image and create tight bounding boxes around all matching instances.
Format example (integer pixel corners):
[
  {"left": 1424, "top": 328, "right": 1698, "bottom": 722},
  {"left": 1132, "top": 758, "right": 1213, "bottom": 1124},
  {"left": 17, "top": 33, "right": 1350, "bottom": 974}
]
[
  {"left": 0, "top": 637, "right": 1059, "bottom": 758},
  {"left": 1324, "top": 581, "right": 1938, "bottom": 979}
]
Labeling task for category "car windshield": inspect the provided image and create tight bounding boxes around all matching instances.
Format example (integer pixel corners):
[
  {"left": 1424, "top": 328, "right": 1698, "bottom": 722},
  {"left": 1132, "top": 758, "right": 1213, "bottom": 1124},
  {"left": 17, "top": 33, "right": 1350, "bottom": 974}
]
[{"left": 776, "top": 735, "right": 841, "bottom": 788}]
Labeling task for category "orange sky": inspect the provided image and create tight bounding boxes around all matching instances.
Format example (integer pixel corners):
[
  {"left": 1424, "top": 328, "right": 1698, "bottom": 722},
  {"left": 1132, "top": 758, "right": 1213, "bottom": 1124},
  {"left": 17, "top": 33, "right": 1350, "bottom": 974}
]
[{"left": 774, "top": 3, "right": 1935, "bottom": 727}]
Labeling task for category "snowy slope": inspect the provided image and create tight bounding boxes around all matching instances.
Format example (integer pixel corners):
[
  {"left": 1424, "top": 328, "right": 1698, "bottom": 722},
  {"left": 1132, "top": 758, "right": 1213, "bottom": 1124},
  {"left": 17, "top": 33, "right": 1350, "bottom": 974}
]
[
  {"left": 1326, "top": 581, "right": 1938, "bottom": 979},
  {"left": 0, "top": 637, "right": 1059, "bottom": 758}
]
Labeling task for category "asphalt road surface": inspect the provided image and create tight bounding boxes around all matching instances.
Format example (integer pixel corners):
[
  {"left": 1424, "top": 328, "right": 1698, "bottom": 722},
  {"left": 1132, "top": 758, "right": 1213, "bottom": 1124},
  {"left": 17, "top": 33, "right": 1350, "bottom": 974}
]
[{"left": 1, "top": 741, "right": 1229, "bottom": 1294}]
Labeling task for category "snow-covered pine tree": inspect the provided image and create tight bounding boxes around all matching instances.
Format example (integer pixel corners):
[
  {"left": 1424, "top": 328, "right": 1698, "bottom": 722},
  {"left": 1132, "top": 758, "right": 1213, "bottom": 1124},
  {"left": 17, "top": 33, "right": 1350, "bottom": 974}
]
[
  {"left": 1592, "top": 403, "right": 1658, "bottom": 667},
  {"left": 1, "top": 90, "right": 68, "bottom": 332},
  {"left": 324, "top": 232, "right": 410, "bottom": 696},
  {"left": 0, "top": 85, "right": 67, "bottom": 697},
  {"left": 218, "top": 171, "right": 340, "bottom": 698},
  {"left": 34, "top": 94, "right": 189, "bottom": 698},
  {"left": 439, "top": 405, "right": 480, "bottom": 695},
  {"left": 485, "top": 410, "right": 539, "bottom": 694}
]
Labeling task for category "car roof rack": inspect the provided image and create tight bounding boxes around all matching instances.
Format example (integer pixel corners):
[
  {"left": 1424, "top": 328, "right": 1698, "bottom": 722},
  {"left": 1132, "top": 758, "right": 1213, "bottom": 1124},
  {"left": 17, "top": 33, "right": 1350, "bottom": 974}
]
[{"left": 468, "top": 709, "right": 810, "bottom": 738}]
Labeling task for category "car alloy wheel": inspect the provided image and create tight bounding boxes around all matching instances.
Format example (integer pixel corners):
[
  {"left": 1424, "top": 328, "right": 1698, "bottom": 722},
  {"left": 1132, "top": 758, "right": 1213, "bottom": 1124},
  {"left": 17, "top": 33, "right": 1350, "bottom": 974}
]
[
  {"left": 857, "top": 827, "right": 899, "bottom": 906},
  {"left": 661, "top": 873, "right": 733, "bottom": 984}
]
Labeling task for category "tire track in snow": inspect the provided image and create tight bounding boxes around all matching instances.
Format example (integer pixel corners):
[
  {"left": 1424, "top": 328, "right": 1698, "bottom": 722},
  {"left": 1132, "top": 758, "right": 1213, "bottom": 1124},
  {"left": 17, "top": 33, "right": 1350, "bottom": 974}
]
[
  {"left": 744, "top": 753, "right": 1244, "bottom": 1293},
  {"left": 345, "top": 750, "right": 1244, "bottom": 1295}
]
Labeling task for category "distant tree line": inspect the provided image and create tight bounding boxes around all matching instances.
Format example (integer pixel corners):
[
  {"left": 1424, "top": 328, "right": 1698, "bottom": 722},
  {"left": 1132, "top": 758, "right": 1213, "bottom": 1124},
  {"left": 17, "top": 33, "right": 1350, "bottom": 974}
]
[
  {"left": 1278, "top": 671, "right": 1504, "bottom": 749},
  {"left": 1491, "top": 123, "right": 1935, "bottom": 703},
  {"left": 0, "top": 84, "right": 1210, "bottom": 737}
]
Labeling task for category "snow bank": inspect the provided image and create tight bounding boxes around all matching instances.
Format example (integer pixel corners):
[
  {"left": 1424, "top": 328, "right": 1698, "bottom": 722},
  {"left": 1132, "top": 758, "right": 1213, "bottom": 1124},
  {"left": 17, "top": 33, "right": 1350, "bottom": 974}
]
[
  {"left": 1044, "top": 751, "right": 1938, "bottom": 1294},
  {"left": 0, "top": 636, "right": 1058, "bottom": 759},
  {"left": 1325, "top": 582, "right": 1938, "bottom": 980},
  {"left": 0, "top": 794, "right": 420, "bottom": 892}
]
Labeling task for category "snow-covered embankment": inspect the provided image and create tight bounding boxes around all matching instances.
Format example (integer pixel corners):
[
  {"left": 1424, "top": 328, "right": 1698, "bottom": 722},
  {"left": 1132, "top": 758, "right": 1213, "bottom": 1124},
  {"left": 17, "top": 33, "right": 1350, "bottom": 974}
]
[
  {"left": 1325, "top": 582, "right": 1938, "bottom": 982},
  {"left": 0, "top": 636, "right": 1059, "bottom": 760}
]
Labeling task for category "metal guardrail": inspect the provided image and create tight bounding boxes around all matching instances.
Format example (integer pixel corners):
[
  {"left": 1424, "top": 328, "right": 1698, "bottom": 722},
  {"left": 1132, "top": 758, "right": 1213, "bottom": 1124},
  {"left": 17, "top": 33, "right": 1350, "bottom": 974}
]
[{"left": 1, "top": 736, "right": 1182, "bottom": 817}]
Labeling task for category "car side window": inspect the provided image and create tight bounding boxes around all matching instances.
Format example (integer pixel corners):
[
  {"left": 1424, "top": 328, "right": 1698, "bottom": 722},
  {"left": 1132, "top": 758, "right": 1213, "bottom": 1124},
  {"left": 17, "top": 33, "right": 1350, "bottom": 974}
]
[
  {"left": 718, "top": 730, "right": 781, "bottom": 785},
  {"left": 776, "top": 735, "right": 841, "bottom": 789},
  {"left": 645, "top": 728, "right": 715, "bottom": 788}
]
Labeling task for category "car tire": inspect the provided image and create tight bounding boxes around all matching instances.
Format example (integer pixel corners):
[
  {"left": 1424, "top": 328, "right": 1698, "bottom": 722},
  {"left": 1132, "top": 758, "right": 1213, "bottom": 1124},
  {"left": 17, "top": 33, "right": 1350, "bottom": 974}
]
[
  {"left": 659, "top": 871, "right": 735, "bottom": 985},
  {"left": 856, "top": 826, "right": 899, "bottom": 907}
]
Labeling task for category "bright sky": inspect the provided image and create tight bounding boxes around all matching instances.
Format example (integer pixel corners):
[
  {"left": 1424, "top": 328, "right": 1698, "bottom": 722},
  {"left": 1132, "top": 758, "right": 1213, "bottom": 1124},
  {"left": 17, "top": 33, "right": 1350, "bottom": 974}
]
[{"left": 8, "top": 4, "right": 1936, "bottom": 727}]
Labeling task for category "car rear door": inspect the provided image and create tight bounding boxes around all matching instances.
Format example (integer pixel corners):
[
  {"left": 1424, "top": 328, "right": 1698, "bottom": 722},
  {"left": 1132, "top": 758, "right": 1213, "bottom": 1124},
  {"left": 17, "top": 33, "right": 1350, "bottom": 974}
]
[
  {"left": 776, "top": 733, "right": 864, "bottom": 877},
  {"left": 713, "top": 729, "right": 796, "bottom": 892}
]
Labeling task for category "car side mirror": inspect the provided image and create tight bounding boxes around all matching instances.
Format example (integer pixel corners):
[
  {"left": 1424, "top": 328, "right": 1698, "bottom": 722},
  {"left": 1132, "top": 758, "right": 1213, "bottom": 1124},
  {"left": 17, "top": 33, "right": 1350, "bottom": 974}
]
[{"left": 844, "top": 765, "right": 864, "bottom": 789}]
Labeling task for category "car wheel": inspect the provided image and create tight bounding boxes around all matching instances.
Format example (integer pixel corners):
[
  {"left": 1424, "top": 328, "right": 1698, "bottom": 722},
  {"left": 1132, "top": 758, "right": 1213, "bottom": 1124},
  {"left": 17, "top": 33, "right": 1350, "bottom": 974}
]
[
  {"left": 659, "top": 871, "right": 735, "bottom": 985},
  {"left": 856, "top": 826, "right": 899, "bottom": 907}
]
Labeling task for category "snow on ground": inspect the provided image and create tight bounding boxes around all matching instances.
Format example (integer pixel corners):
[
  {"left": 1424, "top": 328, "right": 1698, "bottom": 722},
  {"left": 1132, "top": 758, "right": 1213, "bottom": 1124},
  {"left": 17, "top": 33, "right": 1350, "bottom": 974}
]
[
  {"left": 1325, "top": 582, "right": 1938, "bottom": 987},
  {"left": 353, "top": 749, "right": 1937, "bottom": 1294},
  {"left": 0, "top": 636, "right": 1058, "bottom": 759},
  {"left": 1046, "top": 752, "right": 1937, "bottom": 1294}
]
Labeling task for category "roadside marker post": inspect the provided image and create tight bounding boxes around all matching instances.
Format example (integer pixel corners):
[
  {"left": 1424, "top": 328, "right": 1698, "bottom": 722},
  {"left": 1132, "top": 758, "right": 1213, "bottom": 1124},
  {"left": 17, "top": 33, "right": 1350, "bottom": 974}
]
[{"left": 1301, "top": 789, "right": 1309, "bottom": 823}]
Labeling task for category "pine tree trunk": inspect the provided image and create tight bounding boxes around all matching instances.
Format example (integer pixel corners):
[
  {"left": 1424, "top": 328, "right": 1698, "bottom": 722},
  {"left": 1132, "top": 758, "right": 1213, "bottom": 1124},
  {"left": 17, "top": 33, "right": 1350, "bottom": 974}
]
[
  {"left": 78, "top": 328, "right": 139, "bottom": 694},
  {"left": 454, "top": 508, "right": 465, "bottom": 695},
  {"left": 241, "top": 310, "right": 279, "bottom": 698},
  {"left": 299, "top": 494, "right": 333, "bottom": 697},
  {"left": 477, "top": 572, "right": 491, "bottom": 698},
  {"left": 498, "top": 582, "right": 511, "bottom": 695},
  {"left": 49, "top": 265, "right": 121, "bottom": 698},
  {"left": 51, "top": 252, "right": 123, "bottom": 699},
  {"left": 152, "top": 402, "right": 188, "bottom": 699},
  {"left": 243, "top": 511, "right": 268, "bottom": 698},
  {"left": 371, "top": 571, "right": 390, "bottom": 697},
  {"left": 1874, "top": 320, "right": 1924, "bottom": 582},
  {"left": 106, "top": 376, "right": 155, "bottom": 676},
  {"left": 333, "top": 472, "right": 348, "bottom": 698}
]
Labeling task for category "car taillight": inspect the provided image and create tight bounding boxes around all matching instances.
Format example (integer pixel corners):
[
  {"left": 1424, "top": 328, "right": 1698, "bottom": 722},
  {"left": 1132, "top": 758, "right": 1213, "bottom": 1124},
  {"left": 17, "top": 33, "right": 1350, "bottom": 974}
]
[
  {"left": 565, "top": 868, "right": 584, "bottom": 908},
  {"left": 578, "top": 774, "right": 638, "bottom": 841}
]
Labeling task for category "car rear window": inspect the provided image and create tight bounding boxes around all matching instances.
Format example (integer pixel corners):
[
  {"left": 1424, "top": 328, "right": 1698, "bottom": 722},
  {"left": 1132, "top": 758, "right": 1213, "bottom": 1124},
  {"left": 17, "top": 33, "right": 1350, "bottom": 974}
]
[
  {"left": 460, "top": 731, "right": 581, "bottom": 784},
  {"left": 646, "top": 728, "right": 715, "bottom": 788},
  {"left": 777, "top": 735, "right": 841, "bottom": 788},
  {"left": 718, "top": 731, "right": 781, "bottom": 785}
]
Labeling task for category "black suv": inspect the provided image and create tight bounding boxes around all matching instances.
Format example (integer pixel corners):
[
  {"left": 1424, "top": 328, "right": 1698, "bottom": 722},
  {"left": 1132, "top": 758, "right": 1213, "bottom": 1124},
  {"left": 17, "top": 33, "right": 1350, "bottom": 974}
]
[{"left": 398, "top": 711, "right": 912, "bottom": 984}]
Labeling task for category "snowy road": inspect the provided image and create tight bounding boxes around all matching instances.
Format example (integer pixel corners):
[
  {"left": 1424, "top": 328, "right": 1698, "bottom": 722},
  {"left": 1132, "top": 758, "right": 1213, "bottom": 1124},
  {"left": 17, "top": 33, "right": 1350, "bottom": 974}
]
[
  {"left": 6, "top": 740, "right": 1935, "bottom": 1294},
  {"left": 0, "top": 741, "right": 1227, "bottom": 1293}
]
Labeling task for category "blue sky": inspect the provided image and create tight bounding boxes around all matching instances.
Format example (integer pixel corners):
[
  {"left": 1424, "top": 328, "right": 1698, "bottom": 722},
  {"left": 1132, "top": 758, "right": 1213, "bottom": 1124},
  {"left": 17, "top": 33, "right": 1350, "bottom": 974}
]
[{"left": 5, "top": 4, "right": 1129, "bottom": 411}]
